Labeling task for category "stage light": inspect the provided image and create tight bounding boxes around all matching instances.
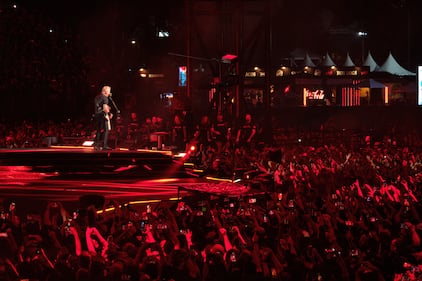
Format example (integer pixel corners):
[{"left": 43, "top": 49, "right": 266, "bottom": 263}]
[
  {"left": 157, "top": 30, "right": 170, "bottom": 38},
  {"left": 82, "top": 141, "right": 94, "bottom": 147},
  {"left": 189, "top": 145, "right": 196, "bottom": 152},
  {"left": 139, "top": 67, "right": 148, "bottom": 78},
  {"left": 149, "top": 178, "right": 178, "bottom": 183},
  {"left": 192, "top": 169, "right": 204, "bottom": 173},
  {"left": 205, "top": 176, "right": 233, "bottom": 182},
  {"left": 143, "top": 164, "right": 152, "bottom": 171},
  {"left": 175, "top": 152, "right": 186, "bottom": 158},
  {"left": 221, "top": 54, "right": 238, "bottom": 63},
  {"left": 131, "top": 40, "right": 136, "bottom": 45}
]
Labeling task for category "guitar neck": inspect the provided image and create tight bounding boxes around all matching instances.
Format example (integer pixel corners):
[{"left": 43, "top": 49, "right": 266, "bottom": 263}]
[{"left": 107, "top": 119, "right": 111, "bottom": 130}]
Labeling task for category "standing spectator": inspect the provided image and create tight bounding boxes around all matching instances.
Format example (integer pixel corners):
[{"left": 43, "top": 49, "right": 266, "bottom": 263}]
[
  {"left": 126, "top": 112, "right": 140, "bottom": 149},
  {"left": 172, "top": 114, "right": 187, "bottom": 152},
  {"left": 194, "top": 115, "right": 212, "bottom": 154},
  {"left": 236, "top": 113, "right": 256, "bottom": 151},
  {"left": 210, "top": 113, "right": 230, "bottom": 155}
]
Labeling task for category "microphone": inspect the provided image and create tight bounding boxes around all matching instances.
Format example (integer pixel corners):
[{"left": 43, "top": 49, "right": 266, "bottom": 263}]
[{"left": 108, "top": 93, "right": 120, "bottom": 115}]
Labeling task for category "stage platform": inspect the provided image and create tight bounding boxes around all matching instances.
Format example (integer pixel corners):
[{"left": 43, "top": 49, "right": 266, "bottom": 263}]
[
  {"left": 0, "top": 146, "right": 265, "bottom": 215},
  {"left": 0, "top": 146, "right": 197, "bottom": 204},
  {"left": 0, "top": 146, "right": 180, "bottom": 179}
]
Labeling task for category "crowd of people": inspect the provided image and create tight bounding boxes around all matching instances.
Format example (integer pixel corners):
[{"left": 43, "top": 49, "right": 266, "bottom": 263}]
[
  {"left": 2, "top": 1, "right": 422, "bottom": 280},
  {"left": 1, "top": 111, "right": 422, "bottom": 280},
  {"left": 0, "top": 119, "right": 91, "bottom": 148},
  {"left": 0, "top": 110, "right": 255, "bottom": 151}
]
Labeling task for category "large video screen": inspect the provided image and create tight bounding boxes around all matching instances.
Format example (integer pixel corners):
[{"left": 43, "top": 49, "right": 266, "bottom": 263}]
[{"left": 418, "top": 66, "right": 422, "bottom": 106}]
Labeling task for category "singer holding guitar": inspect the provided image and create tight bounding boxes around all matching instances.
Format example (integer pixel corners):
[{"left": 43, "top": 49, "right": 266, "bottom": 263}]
[{"left": 94, "top": 85, "right": 113, "bottom": 150}]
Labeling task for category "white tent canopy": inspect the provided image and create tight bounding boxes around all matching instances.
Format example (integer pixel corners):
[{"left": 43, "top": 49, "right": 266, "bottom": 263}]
[
  {"left": 289, "top": 48, "right": 321, "bottom": 60},
  {"left": 303, "top": 52, "right": 316, "bottom": 67},
  {"left": 321, "top": 52, "right": 336, "bottom": 67},
  {"left": 377, "top": 52, "right": 415, "bottom": 76},
  {"left": 285, "top": 48, "right": 320, "bottom": 67},
  {"left": 363, "top": 51, "right": 379, "bottom": 72},
  {"left": 282, "top": 50, "right": 416, "bottom": 77},
  {"left": 343, "top": 52, "right": 355, "bottom": 67}
]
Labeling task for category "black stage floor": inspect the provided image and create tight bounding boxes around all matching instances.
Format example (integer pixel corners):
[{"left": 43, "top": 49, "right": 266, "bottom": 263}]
[
  {"left": 0, "top": 147, "right": 204, "bottom": 209},
  {"left": 0, "top": 147, "right": 178, "bottom": 178}
]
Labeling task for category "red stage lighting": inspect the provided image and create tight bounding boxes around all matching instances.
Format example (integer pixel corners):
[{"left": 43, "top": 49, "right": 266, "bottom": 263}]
[{"left": 221, "top": 54, "right": 238, "bottom": 64}]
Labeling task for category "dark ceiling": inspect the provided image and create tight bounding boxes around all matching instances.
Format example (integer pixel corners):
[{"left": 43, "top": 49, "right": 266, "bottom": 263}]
[{"left": 15, "top": 0, "right": 421, "bottom": 71}]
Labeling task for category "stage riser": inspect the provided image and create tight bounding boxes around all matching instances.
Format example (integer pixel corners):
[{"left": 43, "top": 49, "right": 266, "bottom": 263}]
[{"left": 0, "top": 149, "right": 181, "bottom": 179}]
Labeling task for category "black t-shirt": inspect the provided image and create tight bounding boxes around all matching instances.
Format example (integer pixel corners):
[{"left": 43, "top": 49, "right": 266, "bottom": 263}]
[
  {"left": 212, "top": 122, "right": 229, "bottom": 142},
  {"left": 128, "top": 119, "right": 140, "bottom": 135},
  {"left": 239, "top": 122, "right": 256, "bottom": 142},
  {"left": 173, "top": 124, "right": 186, "bottom": 140},
  {"left": 94, "top": 94, "right": 109, "bottom": 116},
  {"left": 196, "top": 124, "right": 210, "bottom": 145}
]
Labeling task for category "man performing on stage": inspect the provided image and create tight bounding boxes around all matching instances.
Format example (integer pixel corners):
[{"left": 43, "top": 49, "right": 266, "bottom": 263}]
[{"left": 93, "top": 85, "right": 113, "bottom": 150}]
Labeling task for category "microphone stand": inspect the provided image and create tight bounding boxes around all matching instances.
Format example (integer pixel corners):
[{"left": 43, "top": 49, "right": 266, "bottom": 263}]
[
  {"left": 109, "top": 96, "right": 121, "bottom": 116},
  {"left": 108, "top": 96, "right": 121, "bottom": 149}
]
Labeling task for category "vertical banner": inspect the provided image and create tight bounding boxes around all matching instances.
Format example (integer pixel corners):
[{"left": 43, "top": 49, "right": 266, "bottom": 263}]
[{"left": 178, "top": 66, "right": 187, "bottom": 87}]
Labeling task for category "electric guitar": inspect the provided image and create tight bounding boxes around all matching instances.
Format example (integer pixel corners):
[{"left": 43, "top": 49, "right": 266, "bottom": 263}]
[{"left": 104, "top": 104, "right": 112, "bottom": 131}]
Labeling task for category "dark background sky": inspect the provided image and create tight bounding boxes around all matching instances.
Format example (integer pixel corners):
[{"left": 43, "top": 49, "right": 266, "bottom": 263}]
[
  {"left": 15, "top": 0, "right": 422, "bottom": 70},
  {"left": 1, "top": 0, "right": 420, "bottom": 119}
]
